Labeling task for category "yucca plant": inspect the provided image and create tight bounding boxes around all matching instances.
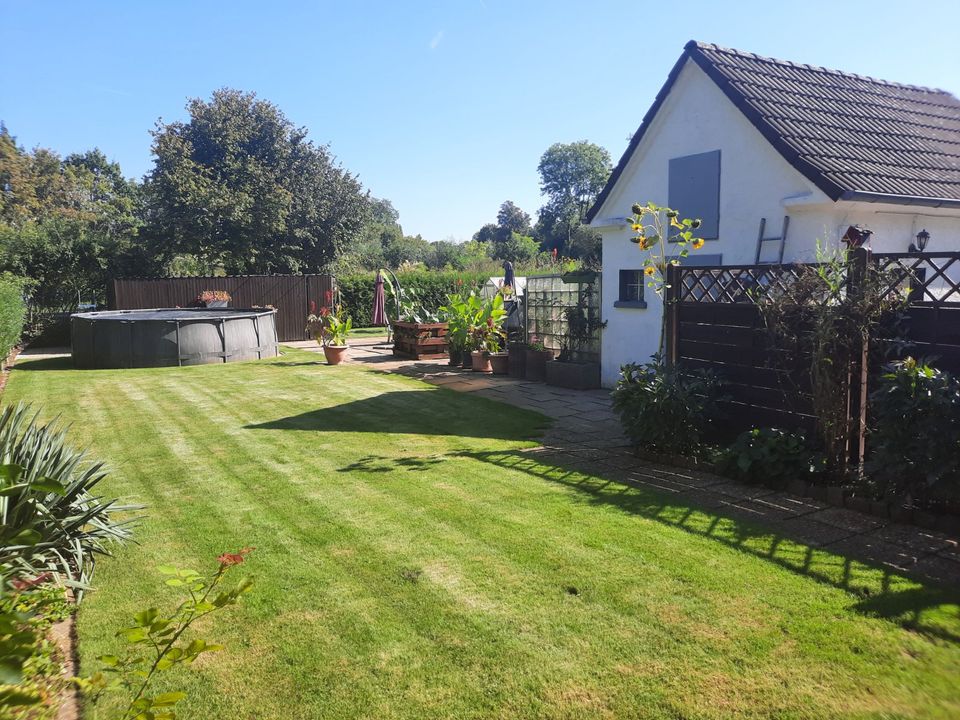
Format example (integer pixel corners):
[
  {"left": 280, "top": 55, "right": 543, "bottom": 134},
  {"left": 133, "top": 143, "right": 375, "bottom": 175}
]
[{"left": 0, "top": 403, "right": 137, "bottom": 597}]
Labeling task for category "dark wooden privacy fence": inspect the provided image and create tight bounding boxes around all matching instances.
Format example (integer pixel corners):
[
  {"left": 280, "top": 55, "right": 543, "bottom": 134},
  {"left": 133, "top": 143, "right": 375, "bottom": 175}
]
[
  {"left": 666, "top": 251, "right": 960, "bottom": 442},
  {"left": 110, "top": 275, "right": 335, "bottom": 342}
]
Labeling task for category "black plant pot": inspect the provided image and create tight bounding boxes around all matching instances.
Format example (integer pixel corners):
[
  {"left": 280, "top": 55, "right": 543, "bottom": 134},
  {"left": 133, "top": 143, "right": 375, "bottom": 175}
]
[
  {"left": 545, "top": 360, "right": 601, "bottom": 390},
  {"left": 448, "top": 348, "right": 463, "bottom": 366}
]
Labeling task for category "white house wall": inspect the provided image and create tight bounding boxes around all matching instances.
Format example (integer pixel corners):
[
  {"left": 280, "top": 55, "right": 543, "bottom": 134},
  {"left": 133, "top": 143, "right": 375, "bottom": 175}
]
[{"left": 592, "top": 59, "right": 960, "bottom": 387}]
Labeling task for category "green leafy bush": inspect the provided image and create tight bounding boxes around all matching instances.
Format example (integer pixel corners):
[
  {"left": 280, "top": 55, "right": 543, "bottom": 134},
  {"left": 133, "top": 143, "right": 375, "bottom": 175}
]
[
  {"left": 611, "top": 356, "right": 723, "bottom": 455},
  {"left": 0, "top": 403, "right": 137, "bottom": 593},
  {"left": 0, "top": 275, "right": 27, "bottom": 363},
  {"left": 867, "top": 357, "right": 960, "bottom": 505},
  {"left": 716, "top": 428, "right": 824, "bottom": 486}
]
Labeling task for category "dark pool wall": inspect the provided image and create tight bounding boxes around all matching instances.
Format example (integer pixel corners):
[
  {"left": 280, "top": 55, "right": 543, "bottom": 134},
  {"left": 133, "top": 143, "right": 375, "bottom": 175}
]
[{"left": 71, "top": 309, "right": 279, "bottom": 369}]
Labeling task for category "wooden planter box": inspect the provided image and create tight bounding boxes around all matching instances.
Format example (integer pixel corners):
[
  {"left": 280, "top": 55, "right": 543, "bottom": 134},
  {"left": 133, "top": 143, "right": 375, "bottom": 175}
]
[
  {"left": 392, "top": 322, "right": 448, "bottom": 359},
  {"left": 545, "top": 360, "right": 601, "bottom": 390}
]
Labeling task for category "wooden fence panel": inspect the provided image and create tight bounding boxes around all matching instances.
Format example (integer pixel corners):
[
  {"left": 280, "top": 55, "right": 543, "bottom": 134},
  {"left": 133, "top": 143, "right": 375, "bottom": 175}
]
[
  {"left": 111, "top": 275, "right": 335, "bottom": 343},
  {"left": 670, "top": 251, "right": 960, "bottom": 442}
]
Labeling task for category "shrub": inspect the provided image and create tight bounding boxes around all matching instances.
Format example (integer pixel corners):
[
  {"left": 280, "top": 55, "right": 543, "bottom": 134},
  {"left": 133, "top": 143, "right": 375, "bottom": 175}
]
[
  {"left": 0, "top": 572, "right": 74, "bottom": 713},
  {"left": 867, "top": 357, "right": 960, "bottom": 505},
  {"left": 611, "top": 356, "right": 723, "bottom": 455},
  {"left": 337, "top": 271, "right": 488, "bottom": 327},
  {"left": 0, "top": 274, "right": 27, "bottom": 362},
  {"left": 0, "top": 403, "right": 137, "bottom": 593},
  {"left": 715, "top": 428, "right": 824, "bottom": 486}
]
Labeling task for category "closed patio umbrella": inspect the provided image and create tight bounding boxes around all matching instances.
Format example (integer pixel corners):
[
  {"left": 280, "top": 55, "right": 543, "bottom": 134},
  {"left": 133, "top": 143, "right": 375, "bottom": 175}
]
[
  {"left": 503, "top": 261, "right": 515, "bottom": 291},
  {"left": 371, "top": 272, "right": 388, "bottom": 326}
]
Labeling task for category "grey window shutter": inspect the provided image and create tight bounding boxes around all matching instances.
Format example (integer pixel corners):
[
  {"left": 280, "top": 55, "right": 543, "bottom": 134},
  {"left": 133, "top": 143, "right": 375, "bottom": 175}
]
[{"left": 668, "top": 150, "right": 720, "bottom": 239}]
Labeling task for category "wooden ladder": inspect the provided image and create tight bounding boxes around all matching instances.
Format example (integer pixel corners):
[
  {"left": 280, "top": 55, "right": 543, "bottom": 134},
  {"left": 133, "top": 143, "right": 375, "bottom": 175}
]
[{"left": 754, "top": 216, "right": 790, "bottom": 264}]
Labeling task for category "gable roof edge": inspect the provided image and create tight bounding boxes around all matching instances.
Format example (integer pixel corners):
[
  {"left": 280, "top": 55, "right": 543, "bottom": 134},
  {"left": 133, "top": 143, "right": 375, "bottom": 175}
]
[{"left": 585, "top": 49, "right": 693, "bottom": 224}]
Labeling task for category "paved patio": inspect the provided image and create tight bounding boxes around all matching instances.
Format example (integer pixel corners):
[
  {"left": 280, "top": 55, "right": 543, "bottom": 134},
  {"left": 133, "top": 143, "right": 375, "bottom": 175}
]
[{"left": 290, "top": 336, "right": 960, "bottom": 589}]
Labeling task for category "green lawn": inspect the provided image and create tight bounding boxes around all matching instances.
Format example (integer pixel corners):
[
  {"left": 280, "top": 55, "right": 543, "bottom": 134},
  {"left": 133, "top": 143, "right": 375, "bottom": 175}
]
[
  {"left": 6, "top": 348, "right": 960, "bottom": 719},
  {"left": 348, "top": 326, "right": 389, "bottom": 338}
]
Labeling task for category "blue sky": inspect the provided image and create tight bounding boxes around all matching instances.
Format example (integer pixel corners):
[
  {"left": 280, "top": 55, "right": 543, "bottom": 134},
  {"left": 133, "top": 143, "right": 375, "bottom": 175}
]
[{"left": 3, "top": 1, "right": 959, "bottom": 242}]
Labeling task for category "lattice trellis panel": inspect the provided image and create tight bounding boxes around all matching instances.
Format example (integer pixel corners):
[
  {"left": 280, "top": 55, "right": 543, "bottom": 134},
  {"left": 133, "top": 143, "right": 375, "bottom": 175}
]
[
  {"left": 524, "top": 274, "right": 601, "bottom": 363},
  {"left": 874, "top": 253, "right": 960, "bottom": 307},
  {"left": 677, "top": 264, "right": 811, "bottom": 304}
]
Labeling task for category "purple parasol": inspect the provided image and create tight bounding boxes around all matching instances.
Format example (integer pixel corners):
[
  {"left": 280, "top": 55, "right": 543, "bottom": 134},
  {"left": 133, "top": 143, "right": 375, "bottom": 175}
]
[{"left": 371, "top": 271, "right": 388, "bottom": 326}]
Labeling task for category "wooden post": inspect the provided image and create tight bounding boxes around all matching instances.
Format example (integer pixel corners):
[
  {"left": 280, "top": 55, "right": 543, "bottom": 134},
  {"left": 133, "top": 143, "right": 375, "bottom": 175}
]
[
  {"left": 664, "top": 264, "right": 680, "bottom": 365},
  {"left": 846, "top": 246, "right": 870, "bottom": 471}
]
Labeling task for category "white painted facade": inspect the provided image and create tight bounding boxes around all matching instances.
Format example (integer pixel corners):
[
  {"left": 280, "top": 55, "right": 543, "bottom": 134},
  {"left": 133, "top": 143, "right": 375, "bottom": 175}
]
[{"left": 590, "top": 59, "right": 960, "bottom": 387}]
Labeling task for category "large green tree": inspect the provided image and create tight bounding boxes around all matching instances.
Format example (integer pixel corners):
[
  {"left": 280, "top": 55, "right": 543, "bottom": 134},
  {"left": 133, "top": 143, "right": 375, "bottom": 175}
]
[
  {"left": 536, "top": 141, "right": 611, "bottom": 257},
  {"left": 144, "top": 89, "right": 368, "bottom": 275},
  {"left": 0, "top": 127, "right": 144, "bottom": 306}
]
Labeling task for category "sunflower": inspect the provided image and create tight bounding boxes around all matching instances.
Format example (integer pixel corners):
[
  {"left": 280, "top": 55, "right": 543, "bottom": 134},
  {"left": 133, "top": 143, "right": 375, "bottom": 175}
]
[
  {"left": 691, "top": 238, "right": 705, "bottom": 250},
  {"left": 644, "top": 265, "right": 656, "bottom": 276}
]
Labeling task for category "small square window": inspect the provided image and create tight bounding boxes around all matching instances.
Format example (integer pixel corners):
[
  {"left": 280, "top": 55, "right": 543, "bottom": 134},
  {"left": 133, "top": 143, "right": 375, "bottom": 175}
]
[
  {"left": 619, "top": 269, "right": 642, "bottom": 302},
  {"left": 615, "top": 269, "right": 646, "bottom": 308}
]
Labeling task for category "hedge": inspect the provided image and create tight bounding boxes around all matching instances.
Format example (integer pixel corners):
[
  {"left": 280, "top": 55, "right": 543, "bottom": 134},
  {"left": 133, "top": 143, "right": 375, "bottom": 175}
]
[
  {"left": 337, "top": 271, "right": 489, "bottom": 327},
  {"left": 0, "top": 275, "right": 27, "bottom": 365}
]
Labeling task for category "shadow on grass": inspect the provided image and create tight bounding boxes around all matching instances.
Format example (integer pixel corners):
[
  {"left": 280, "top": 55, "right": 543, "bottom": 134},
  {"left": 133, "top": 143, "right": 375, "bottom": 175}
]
[
  {"left": 11, "top": 356, "right": 74, "bottom": 371},
  {"left": 338, "top": 448, "right": 960, "bottom": 643},
  {"left": 245, "top": 389, "right": 548, "bottom": 441}
]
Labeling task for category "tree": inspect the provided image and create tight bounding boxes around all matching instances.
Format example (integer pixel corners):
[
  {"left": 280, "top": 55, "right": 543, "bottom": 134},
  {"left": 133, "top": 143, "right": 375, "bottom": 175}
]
[
  {"left": 144, "top": 89, "right": 368, "bottom": 275},
  {"left": 425, "top": 240, "right": 465, "bottom": 270},
  {"left": 382, "top": 233, "right": 430, "bottom": 268},
  {"left": 489, "top": 232, "right": 539, "bottom": 264},
  {"left": 536, "top": 141, "right": 611, "bottom": 255},
  {"left": 495, "top": 201, "right": 532, "bottom": 239},
  {"left": 0, "top": 127, "right": 145, "bottom": 306},
  {"left": 473, "top": 222, "right": 498, "bottom": 244}
]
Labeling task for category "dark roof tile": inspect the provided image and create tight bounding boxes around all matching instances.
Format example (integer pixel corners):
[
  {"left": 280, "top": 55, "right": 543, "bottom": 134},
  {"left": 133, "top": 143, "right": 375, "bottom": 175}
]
[{"left": 587, "top": 41, "right": 960, "bottom": 222}]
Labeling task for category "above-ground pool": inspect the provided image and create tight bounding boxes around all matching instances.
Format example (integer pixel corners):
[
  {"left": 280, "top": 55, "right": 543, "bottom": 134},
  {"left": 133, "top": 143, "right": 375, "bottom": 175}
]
[{"left": 71, "top": 308, "right": 279, "bottom": 369}]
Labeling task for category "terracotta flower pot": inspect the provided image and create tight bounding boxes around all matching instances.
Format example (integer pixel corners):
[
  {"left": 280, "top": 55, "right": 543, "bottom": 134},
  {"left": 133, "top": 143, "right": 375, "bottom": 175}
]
[
  {"left": 471, "top": 350, "right": 492, "bottom": 373},
  {"left": 323, "top": 345, "right": 348, "bottom": 365},
  {"left": 489, "top": 352, "right": 509, "bottom": 375}
]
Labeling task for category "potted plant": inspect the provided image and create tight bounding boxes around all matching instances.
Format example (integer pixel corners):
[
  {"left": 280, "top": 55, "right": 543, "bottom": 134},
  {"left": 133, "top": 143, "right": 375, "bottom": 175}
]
[
  {"left": 439, "top": 292, "right": 470, "bottom": 366},
  {"left": 545, "top": 285, "right": 606, "bottom": 390},
  {"left": 195, "top": 289, "right": 232, "bottom": 308},
  {"left": 306, "top": 304, "right": 352, "bottom": 365},
  {"left": 524, "top": 336, "right": 554, "bottom": 381},
  {"left": 470, "top": 293, "right": 507, "bottom": 374}
]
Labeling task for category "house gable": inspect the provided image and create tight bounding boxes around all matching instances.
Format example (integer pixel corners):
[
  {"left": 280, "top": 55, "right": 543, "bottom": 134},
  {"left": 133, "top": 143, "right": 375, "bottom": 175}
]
[
  {"left": 589, "top": 40, "right": 960, "bottom": 223},
  {"left": 590, "top": 57, "right": 827, "bottom": 234}
]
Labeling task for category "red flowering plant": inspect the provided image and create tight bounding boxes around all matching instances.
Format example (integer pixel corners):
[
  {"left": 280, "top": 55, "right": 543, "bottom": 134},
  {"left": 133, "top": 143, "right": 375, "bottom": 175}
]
[
  {"left": 306, "top": 304, "right": 351, "bottom": 348},
  {"left": 80, "top": 549, "right": 255, "bottom": 720}
]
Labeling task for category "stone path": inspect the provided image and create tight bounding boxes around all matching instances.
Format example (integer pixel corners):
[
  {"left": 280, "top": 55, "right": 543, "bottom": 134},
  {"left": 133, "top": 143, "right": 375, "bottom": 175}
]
[{"left": 290, "top": 337, "right": 960, "bottom": 589}]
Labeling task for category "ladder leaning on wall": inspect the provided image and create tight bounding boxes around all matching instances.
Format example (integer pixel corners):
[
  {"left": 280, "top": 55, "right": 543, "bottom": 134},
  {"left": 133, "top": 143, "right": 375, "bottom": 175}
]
[{"left": 755, "top": 216, "right": 790, "bottom": 264}]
